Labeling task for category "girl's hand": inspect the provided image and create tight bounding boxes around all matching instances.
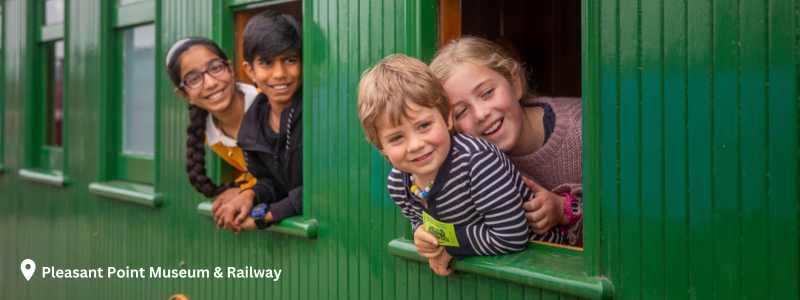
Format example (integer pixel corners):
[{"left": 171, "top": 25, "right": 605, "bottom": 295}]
[
  {"left": 414, "top": 227, "right": 442, "bottom": 258},
  {"left": 211, "top": 188, "right": 240, "bottom": 217},
  {"left": 522, "top": 177, "right": 567, "bottom": 234},
  {"left": 219, "top": 190, "right": 255, "bottom": 231},
  {"left": 427, "top": 249, "right": 453, "bottom": 276}
]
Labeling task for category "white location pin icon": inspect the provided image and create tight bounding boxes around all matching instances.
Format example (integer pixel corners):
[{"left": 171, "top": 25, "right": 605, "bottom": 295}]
[{"left": 20, "top": 259, "right": 36, "bottom": 281}]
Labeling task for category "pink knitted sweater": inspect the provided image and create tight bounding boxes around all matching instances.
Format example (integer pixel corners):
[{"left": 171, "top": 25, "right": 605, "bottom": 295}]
[{"left": 510, "top": 96, "right": 583, "bottom": 246}]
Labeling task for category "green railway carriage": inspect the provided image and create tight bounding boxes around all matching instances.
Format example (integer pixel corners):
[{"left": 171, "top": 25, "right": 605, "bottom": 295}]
[{"left": 1, "top": 0, "right": 797, "bottom": 299}]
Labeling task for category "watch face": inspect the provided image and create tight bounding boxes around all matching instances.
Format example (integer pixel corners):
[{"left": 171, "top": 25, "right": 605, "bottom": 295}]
[{"left": 250, "top": 203, "right": 268, "bottom": 218}]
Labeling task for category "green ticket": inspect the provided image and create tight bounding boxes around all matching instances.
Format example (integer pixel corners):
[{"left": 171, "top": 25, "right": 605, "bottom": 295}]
[{"left": 422, "top": 211, "right": 460, "bottom": 247}]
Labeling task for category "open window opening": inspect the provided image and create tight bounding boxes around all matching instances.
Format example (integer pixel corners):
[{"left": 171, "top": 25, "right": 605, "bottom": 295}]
[
  {"left": 440, "top": 0, "right": 581, "bottom": 98},
  {"left": 439, "top": 0, "right": 583, "bottom": 250},
  {"left": 192, "top": 0, "right": 317, "bottom": 238}
]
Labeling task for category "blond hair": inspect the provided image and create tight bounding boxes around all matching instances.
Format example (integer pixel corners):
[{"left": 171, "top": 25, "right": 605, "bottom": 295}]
[
  {"left": 430, "top": 36, "right": 531, "bottom": 99},
  {"left": 357, "top": 54, "right": 449, "bottom": 148}
]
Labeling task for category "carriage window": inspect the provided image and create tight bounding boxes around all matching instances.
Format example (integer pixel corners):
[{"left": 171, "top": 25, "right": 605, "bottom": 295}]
[
  {"left": 45, "top": 40, "right": 65, "bottom": 148},
  {"left": 121, "top": 24, "right": 155, "bottom": 158},
  {"left": 18, "top": 0, "right": 66, "bottom": 185},
  {"left": 191, "top": 0, "right": 317, "bottom": 238},
  {"left": 111, "top": 3, "right": 156, "bottom": 185},
  {"left": 87, "top": 0, "right": 160, "bottom": 207},
  {"left": 438, "top": 0, "right": 583, "bottom": 247}
]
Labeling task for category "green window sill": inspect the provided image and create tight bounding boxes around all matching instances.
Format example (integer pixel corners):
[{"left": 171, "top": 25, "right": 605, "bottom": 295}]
[
  {"left": 18, "top": 169, "right": 66, "bottom": 187},
  {"left": 387, "top": 238, "right": 614, "bottom": 300},
  {"left": 89, "top": 181, "right": 162, "bottom": 207},
  {"left": 196, "top": 201, "right": 318, "bottom": 239}
]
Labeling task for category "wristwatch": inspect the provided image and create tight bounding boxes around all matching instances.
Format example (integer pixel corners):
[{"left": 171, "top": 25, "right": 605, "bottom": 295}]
[{"left": 250, "top": 203, "right": 273, "bottom": 229}]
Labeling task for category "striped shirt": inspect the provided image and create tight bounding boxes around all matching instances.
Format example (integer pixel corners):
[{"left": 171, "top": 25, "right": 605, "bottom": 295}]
[{"left": 387, "top": 134, "right": 565, "bottom": 257}]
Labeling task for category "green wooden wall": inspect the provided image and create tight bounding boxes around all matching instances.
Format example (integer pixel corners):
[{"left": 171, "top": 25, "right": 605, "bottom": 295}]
[
  {"left": 1, "top": 0, "right": 798, "bottom": 299},
  {"left": 590, "top": 0, "right": 799, "bottom": 299}
]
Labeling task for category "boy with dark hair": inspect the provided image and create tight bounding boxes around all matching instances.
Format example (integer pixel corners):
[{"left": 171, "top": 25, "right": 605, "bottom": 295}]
[{"left": 215, "top": 10, "right": 303, "bottom": 231}]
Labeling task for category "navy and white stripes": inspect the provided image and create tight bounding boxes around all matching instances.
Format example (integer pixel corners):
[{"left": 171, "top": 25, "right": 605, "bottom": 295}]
[{"left": 388, "top": 134, "right": 564, "bottom": 257}]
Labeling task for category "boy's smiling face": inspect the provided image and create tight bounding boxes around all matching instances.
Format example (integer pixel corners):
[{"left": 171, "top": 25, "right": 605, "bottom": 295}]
[
  {"left": 376, "top": 102, "right": 452, "bottom": 185},
  {"left": 244, "top": 50, "right": 302, "bottom": 106}
]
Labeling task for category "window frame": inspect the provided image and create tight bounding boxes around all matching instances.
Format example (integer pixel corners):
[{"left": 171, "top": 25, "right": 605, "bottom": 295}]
[
  {"left": 191, "top": 0, "right": 319, "bottom": 238},
  {"left": 18, "top": 0, "right": 68, "bottom": 186},
  {"left": 382, "top": 1, "right": 610, "bottom": 297},
  {"left": 113, "top": 22, "right": 157, "bottom": 184},
  {"left": 111, "top": 1, "right": 156, "bottom": 184},
  {"left": 88, "top": 0, "right": 161, "bottom": 207}
]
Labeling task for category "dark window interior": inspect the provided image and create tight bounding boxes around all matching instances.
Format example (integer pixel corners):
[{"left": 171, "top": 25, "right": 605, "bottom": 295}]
[{"left": 443, "top": 0, "right": 581, "bottom": 97}]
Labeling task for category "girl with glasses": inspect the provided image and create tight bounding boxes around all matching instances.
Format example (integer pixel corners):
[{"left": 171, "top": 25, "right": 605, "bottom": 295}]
[{"left": 165, "top": 37, "right": 260, "bottom": 220}]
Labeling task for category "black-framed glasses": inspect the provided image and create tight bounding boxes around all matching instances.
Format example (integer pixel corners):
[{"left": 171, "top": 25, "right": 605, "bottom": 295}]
[{"left": 180, "top": 59, "right": 230, "bottom": 89}]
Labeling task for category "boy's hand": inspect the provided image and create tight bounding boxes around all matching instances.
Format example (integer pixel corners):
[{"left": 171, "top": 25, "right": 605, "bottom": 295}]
[
  {"left": 522, "top": 177, "right": 567, "bottom": 234},
  {"left": 216, "top": 190, "right": 255, "bottom": 231},
  {"left": 211, "top": 188, "right": 240, "bottom": 217},
  {"left": 414, "top": 226, "right": 442, "bottom": 258},
  {"left": 427, "top": 249, "right": 453, "bottom": 276}
]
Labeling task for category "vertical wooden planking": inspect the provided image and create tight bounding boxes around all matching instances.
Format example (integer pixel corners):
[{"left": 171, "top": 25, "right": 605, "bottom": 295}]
[
  {"left": 639, "top": 0, "right": 665, "bottom": 297},
  {"left": 686, "top": 0, "right": 715, "bottom": 299},
  {"left": 618, "top": 0, "right": 642, "bottom": 298},
  {"left": 663, "top": 0, "right": 690, "bottom": 299},
  {"left": 739, "top": 0, "right": 770, "bottom": 299},
  {"left": 599, "top": 0, "right": 621, "bottom": 285},
  {"left": 712, "top": 0, "right": 742, "bottom": 298},
  {"left": 767, "top": 0, "right": 799, "bottom": 299}
]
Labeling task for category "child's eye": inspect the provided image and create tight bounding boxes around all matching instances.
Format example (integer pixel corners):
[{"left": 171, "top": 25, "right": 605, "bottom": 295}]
[
  {"left": 418, "top": 121, "right": 432, "bottom": 130},
  {"left": 386, "top": 135, "right": 403, "bottom": 144},
  {"left": 258, "top": 59, "right": 273, "bottom": 66},
  {"left": 285, "top": 56, "right": 300, "bottom": 64},
  {"left": 453, "top": 105, "right": 468, "bottom": 120},
  {"left": 481, "top": 88, "right": 495, "bottom": 99}
]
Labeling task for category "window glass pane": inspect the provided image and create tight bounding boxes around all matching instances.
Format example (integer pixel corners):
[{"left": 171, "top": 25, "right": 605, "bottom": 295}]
[
  {"left": 121, "top": 24, "right": 154, "bottom": 156},
  {"left": 46, "top": 40, "right": 64, "bottom": 147},
  {"left": 44, "top": 0, "right": 64, "bottom": 25}
]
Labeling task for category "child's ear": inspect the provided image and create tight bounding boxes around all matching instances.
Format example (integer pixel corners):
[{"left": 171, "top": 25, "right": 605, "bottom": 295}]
[
  {"left": 446, "top": 112, "right": 455, "bottom": 131},
  {"left": 242, "top": 61, "right": 256, "bottom": 83}
]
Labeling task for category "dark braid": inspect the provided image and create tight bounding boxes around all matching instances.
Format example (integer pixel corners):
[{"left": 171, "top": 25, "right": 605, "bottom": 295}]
[
  {"left": 166, "top": 37, "right": 237, "bottom": 198},
  {"left": 185, "top": 105, "right": 235, "bottom": 197}
]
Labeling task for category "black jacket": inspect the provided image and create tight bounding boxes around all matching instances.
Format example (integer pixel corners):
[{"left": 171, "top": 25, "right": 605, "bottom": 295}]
[{"left": 237, "top": 92, "right": 303, "bottom": 223}]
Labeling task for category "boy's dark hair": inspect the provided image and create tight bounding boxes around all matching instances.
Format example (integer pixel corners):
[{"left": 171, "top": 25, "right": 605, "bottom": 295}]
[{"left": 243, "top": 10, "right": 301, "bottom": 63}]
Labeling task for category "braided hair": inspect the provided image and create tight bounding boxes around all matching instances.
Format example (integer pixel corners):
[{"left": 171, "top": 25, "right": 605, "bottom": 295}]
[{"left": 166, "top": 37, "right": 236, "bottom": 198}]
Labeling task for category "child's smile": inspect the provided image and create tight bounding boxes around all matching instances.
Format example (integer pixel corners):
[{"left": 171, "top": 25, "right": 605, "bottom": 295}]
[
  {"left": 245, "top": 51, "right": 301, "bottom": 107},
  {"left": 443, "top": 63, "right": 525, "bottom": 153},
  {"left": 376, "top": 103, "right": 451, "bottom": 185}
]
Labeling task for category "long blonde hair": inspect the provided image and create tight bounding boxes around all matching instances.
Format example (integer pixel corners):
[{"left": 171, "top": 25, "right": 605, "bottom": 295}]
[{"left": 430, "top": 36, "right": 532, "bottom": 100}]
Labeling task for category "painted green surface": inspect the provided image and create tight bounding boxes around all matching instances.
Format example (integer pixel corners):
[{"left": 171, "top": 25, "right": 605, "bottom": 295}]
[
  {"left": 1, "top": 0, "right": 798, "bottom": 299},
  {"left": 593, "top": 1, "right": 799, "bottom": 300}
]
